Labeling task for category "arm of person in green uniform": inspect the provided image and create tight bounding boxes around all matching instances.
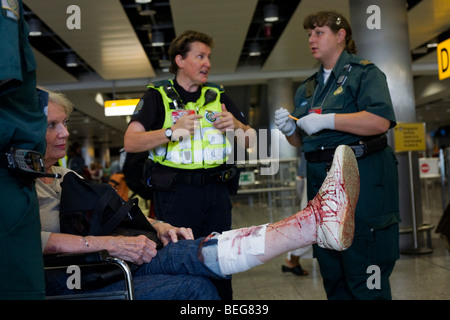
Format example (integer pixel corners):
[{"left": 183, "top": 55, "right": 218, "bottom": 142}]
[{"left": 334, "top": 111, "right": 390, "bottom": 136}]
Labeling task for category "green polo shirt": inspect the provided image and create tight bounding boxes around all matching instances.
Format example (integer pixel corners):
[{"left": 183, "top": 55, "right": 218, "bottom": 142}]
[{"left": 292, "top": 50, "right": 396, "bottom": 153}]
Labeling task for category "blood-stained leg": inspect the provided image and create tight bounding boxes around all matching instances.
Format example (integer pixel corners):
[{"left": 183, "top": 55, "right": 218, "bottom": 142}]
[{"left": 213, "top": 145, "right": 359, "bottom": 276}]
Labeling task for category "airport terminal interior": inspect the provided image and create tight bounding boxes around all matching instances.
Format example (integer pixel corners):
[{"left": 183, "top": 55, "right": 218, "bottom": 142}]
[
  {"left": 21, "top": 0, "right": 450, "bottom": 299},
  {"left": 229, "top": 168, "right": 449, "bottom": 300}
]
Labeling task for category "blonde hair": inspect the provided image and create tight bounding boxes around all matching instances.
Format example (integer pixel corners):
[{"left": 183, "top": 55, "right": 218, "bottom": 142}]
[{"left": 38, "top": 86, "right": 74, "bottom": 116}]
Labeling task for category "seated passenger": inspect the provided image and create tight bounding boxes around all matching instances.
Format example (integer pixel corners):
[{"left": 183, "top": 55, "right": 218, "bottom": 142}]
[{"left": 37, "top": 89, "right": 359, "bottom": 299}]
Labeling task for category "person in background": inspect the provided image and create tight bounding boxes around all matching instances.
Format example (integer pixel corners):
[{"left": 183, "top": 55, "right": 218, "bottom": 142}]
[
  {"left": 0, "top": 0, "right": 47, "bottom": 299},
  {"left": 67, "top": 142, "right": 84, "bottom": 175},
  {"left": 275, "top": 11, "right": 399, "bottom": 299}
]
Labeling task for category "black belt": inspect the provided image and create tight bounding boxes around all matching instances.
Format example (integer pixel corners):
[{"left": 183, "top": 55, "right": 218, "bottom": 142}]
[
  {"left": 305, "top": 134, "right": 388, "bottom": 163},
  {"left": 174, "top": 166, "right": 237, "bottom": 186}
]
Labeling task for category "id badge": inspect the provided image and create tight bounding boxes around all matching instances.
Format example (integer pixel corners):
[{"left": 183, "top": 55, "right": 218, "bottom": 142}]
[
  {"left": 309, "top": 108, "right": 322, "bottom": 114},
  {"left": 171, "top": 109, "right": 195, "bottom": 124}
]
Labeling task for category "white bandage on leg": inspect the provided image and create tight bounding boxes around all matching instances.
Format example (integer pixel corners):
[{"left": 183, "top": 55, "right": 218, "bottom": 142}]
[{"left": 217, "top": 225, "right": 267, "bottom": 275}]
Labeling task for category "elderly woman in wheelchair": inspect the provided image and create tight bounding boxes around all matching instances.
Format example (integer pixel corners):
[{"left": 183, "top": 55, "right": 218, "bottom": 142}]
[{"left": 37, "top": 89, "right": 359, "bottom": 300}]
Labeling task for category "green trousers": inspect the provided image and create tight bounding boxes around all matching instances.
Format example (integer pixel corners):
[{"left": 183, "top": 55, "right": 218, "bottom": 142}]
[
  {"left": 308, "top": 147, "right": 400, "bottom": 300},
  {"left": 0, "top": 171, "right": 45, "bottom": 299}
]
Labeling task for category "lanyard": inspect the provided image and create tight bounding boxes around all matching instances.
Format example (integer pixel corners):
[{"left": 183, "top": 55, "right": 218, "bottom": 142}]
[{"left": 310, "top": 63, "right": 352, "bottom": 111}]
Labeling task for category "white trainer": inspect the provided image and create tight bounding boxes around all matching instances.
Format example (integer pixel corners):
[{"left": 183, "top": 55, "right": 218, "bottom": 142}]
[{"left": 309, "top": 145, "right": 360, "bottom": 251}]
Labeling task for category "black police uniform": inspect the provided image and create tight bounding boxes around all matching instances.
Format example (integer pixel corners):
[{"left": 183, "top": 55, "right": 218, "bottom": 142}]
[{"left": 131, "top": 78, "right": 248, "bottom": 300}]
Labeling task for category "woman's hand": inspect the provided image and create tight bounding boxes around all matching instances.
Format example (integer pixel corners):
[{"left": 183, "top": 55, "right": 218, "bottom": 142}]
[
  {"left": 150, "top": 220, "right": 194, "bottom": 246},
  {"left": 108, "top": 235, "right": 158, "bottom": 265},
  {"left": 44, "top": 233, "right": 158, "bottom": 265},
  {"left": 213, "top": 104, "right": 236, "bottom": 132},
  {"left": 172, "top": 113, "right": 203, "bottom": 136}
]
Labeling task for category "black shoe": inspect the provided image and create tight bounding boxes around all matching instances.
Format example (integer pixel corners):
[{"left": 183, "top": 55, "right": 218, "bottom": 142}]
[{"left": 282, "top": 265, "right": 308, "bottom": 276}]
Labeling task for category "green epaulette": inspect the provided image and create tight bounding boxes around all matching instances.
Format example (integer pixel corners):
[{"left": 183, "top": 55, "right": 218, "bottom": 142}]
[{"left": 348, "top": 54, "right": 374, "bottom": 67}]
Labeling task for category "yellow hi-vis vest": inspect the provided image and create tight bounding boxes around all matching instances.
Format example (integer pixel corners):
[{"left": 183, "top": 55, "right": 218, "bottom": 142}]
[{"left": 148, "top": 80, "right": 232, "bottom": 170}]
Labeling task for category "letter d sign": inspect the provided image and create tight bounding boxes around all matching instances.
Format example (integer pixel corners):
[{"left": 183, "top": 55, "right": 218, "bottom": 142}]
[{"left": 438, "top": 39, "right": 450, "bottom": 80}]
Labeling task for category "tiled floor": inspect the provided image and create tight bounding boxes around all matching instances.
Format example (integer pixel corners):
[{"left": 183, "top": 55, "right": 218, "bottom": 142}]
[{"left": 229, "top": 182, "right": 450, "bottom": 300}]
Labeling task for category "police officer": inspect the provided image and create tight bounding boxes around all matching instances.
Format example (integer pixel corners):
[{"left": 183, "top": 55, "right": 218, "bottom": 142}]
[
  {"left": 124, "top": 30, "right": 255, "bottom": 299},
  {"left": 275, "top": 11, "right": 399, "bottom": 299},
  {"left": 0, "top": 0, "right": 47, "bottom": 299}
]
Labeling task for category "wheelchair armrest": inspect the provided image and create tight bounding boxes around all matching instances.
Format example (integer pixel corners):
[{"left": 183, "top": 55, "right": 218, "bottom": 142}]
[
  {"left": 44, "top": 250, "right": 135, "bottom": 300},
  {"left": 43, "top": 250, "right": 112, "bottom": 268}
]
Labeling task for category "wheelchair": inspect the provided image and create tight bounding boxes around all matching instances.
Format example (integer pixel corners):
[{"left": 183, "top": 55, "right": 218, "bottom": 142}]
[{"left": 44, "top": 250, "right": 135, "bottom": 300}]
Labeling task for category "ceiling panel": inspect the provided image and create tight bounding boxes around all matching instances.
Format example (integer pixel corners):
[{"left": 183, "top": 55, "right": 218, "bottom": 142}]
[
  {"left": 33, "top": 49, "right": 78, "bottom": 85},
  {"left": 22, "top": 0, "right": 450, "bottom": 150},
  {"left": 25, "top": 0, "right": 155, "bottom": 80},
  {"left": 408, "top": 0, "right": 450, "bottom": 49},
  {"left": 170, "top": 0, "right": 258, "bottom": 74},
  {"left": 263, "top": 0, "right": 350, "bottom": 72}
]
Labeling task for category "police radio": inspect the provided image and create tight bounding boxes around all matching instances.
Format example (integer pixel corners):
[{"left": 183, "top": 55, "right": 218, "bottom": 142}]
[{"left": 6, "top": 148, "right": 61, "bottom": 179}]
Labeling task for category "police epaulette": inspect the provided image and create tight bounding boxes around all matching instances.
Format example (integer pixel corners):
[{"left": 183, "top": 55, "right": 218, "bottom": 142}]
[
  {"left": 204, "top": 82, "right": 224, "bottom": 92},
  {"left": 147, "top": 80, "right": 171, "bottom": 88}
]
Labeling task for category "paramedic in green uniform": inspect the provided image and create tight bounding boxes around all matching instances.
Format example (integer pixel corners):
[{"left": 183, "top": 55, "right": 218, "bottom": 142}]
[
  {"left": 275, "top": 11, "right": 399, "bottom": 299},
  {"left": 0, "top": 0, "right": 47, "bottom": 299}
]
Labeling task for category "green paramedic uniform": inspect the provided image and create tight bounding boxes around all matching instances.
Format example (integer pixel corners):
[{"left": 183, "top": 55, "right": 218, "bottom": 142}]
[
  {"left": 0, "top": 0, "right": 47, "bottom": 299},
  {"left": 292, "top": 50, "right": 400, "bottom": 299}
]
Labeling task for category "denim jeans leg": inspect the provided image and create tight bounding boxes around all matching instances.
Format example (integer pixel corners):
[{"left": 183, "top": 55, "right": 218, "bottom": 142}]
[
  {"left": 96, "top": 273, "right": 221, "bottom": 300},
  {"left": 140, "top": 238, "right": 227, "bottom": 279}
]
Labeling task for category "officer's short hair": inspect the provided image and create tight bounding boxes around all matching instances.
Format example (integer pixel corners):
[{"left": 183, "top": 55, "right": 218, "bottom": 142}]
[{"left": 168, "top": 30, "right": 214, "bottom": 74}]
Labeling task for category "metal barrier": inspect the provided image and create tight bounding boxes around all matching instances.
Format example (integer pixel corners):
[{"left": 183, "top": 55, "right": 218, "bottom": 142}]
[{"left": 234, "top": 158, "right": 299, "bottom": 222}]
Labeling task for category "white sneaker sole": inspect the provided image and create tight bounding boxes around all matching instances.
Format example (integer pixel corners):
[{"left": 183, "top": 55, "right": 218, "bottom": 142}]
[{"left": 315, "top": 145, "right": 360, "bottom": 251}]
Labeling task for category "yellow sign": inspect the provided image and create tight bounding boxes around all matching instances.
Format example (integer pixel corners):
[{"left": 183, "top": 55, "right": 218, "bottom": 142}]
[
  {"left": 104, "top": 99, "right": 140, "bottom": 116},
  {"left": 437, "top": 38, "right": 450, "bottom": 80},
  {"left": 393, "top": 122, "right": 426, "bottom": 152}
]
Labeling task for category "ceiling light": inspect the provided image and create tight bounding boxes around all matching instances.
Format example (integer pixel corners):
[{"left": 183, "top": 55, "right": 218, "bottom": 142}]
[
  {"left": 152, "top": 31, "right": 165, "bottom": 47},
  {"left": 28, "top": 19, "right": 42, "bottom": 36},
  {"left": 139, "top": 3, "right": 156, "bottom": 16},
  {"left": 95, "top": 93, "right": 104, "bottom": 106},
  {"left": 249, "top": 42, "right": 261, "bottom": 56},
  {"left": 65, "top": 53, "right": 78, "bottom": 67},
  {"left": 264, "top": 4, "right": 279, "bottom": 22},
  {"left": 135, "top": 0, "right": 152, "bottom": 3}
]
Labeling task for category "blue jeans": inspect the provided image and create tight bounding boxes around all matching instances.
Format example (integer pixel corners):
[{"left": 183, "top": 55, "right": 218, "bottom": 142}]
[{"left": 45, "top": 238, "right": 225, "bottom": 300}]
